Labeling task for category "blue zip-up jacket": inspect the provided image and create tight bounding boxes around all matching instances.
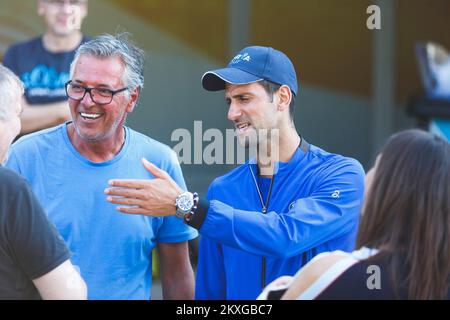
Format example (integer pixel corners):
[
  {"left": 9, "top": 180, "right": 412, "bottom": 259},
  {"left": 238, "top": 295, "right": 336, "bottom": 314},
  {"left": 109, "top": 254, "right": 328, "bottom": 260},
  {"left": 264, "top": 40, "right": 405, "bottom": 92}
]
[{"left": 192, "top": 142, "right": 365, "bottom": 300}]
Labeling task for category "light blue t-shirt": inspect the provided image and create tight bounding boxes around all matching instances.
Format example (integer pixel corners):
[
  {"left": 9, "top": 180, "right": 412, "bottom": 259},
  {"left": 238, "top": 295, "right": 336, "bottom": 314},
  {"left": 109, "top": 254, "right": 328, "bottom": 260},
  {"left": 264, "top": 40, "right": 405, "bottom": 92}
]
[{"left": 6, "top": 123, "right": 198, "bottom": 300}]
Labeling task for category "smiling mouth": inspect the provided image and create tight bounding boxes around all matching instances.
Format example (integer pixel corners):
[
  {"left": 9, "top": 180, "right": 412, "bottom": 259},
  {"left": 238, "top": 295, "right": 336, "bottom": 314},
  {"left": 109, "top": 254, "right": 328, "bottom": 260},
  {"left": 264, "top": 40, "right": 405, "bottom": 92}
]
[
  {"left": 236, "top": 122, "right": 251, "bottom": 133},
  {"left": 80, "top": 112, "right": 103, "bottom": 120}
]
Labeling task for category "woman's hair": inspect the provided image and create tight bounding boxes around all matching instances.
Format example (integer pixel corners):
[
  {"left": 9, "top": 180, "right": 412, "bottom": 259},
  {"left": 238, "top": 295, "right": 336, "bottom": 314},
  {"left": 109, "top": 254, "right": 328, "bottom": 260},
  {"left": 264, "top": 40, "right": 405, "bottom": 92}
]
[{"left": 357, "top": 129, "right": 450, "bottom": 299}]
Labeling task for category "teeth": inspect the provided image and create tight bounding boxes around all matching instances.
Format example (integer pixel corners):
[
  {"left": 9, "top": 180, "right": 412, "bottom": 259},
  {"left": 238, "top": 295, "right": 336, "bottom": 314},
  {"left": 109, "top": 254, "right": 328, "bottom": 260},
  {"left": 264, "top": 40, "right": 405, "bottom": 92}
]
[
  {"left": 237, "top": 123, "right": 250, "bottom": 130},
  {"left": 80, "top": 113, "right": 101, "bottom": 119}
]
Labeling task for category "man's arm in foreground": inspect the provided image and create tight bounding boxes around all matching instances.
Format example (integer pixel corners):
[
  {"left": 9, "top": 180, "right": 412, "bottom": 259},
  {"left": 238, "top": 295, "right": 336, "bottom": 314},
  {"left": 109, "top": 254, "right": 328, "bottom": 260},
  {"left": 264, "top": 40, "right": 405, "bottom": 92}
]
[{"left": 33, "top": 259, "right": 87, "bottom": 300}]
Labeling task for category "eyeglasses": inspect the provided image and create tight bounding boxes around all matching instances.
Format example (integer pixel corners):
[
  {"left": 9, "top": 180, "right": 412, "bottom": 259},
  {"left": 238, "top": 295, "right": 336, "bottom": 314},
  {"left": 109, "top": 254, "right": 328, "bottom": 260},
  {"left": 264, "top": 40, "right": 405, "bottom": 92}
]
[
  {"left": 65, "top": 81, "right": 128, "bottom": 105},
  {"left": 44, "top": 0, "right": 86, "bottom": 6}
]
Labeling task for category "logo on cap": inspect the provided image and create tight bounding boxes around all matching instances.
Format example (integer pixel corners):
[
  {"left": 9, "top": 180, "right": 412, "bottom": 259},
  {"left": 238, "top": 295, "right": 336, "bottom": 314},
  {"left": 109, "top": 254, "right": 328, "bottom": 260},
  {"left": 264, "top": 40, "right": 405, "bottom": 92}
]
[{"left": 230, "top": 53, "right": 251, "bottom": 64}]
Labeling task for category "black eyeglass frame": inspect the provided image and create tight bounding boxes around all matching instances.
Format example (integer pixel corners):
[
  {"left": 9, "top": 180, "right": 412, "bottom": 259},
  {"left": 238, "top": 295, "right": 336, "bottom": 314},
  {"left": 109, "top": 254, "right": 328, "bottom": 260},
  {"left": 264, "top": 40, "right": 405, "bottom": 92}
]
[{"left": 65, "top": 80, "right": 129, "bottom": 105}]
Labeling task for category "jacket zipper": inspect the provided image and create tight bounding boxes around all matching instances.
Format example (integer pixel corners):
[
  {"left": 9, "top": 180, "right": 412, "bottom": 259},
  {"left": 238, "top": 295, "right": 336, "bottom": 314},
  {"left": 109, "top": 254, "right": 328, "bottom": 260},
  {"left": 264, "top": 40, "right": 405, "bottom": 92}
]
[{"left": 249, "top": 165, "right": 275, "bottom": 291}]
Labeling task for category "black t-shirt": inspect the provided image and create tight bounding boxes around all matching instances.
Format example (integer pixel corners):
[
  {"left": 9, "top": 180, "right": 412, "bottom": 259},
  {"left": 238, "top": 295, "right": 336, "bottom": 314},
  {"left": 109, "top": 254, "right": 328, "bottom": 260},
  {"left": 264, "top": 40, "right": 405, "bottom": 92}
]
[
  {"left": 0, "top": 167, "right": 70, "bottom": 300},
  {"left": 3, "top": 36, "right": 89, "bottom": 105}
]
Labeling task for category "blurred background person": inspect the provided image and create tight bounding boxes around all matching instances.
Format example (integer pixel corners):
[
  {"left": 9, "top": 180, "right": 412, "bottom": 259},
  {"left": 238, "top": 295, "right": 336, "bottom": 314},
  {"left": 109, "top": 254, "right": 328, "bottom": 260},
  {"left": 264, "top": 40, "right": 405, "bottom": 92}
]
[{"left": 3, "top": 0, "right": 89, "bottom": 135}]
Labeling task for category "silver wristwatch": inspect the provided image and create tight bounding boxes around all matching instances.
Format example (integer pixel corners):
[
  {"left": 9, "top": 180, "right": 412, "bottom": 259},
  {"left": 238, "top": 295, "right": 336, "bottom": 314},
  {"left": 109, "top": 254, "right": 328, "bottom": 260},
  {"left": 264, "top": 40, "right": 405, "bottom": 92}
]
[{"left": 175, "top": 191, "right": 196, "bottom": 219}]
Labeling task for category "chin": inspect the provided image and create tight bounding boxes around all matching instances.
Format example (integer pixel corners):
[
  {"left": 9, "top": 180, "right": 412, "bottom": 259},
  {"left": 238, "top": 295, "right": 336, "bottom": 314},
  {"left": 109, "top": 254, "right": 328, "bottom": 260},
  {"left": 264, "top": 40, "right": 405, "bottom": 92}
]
[
  {"left": 237, "top": 138, "right": 250, "bottom": 149},
  {"left": 74, "top": 126, "right": 104, "bottom": 142},
  {"left": 78, "top": 133, "right": 102, "bottom": 142},
  {"left": 237, "top": 135, "right": 258, "bottom": 150},
  {"left": 52, "top": 26, "right": 78, "bottom": 37}
]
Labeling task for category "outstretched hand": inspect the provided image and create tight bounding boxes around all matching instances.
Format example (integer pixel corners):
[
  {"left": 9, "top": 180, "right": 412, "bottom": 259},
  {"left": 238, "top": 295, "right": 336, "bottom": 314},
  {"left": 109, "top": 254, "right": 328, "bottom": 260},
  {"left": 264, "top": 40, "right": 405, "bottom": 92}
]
[{"left": 105, "top": 158, "right": 183, "bottom": 216}]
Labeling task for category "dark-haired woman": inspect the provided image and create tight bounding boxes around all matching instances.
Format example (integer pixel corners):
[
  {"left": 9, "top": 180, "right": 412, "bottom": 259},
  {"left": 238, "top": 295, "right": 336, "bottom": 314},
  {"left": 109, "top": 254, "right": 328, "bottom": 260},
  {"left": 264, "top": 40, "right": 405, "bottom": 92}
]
[{"left": 260, "top": 129, "right": 450, "bottom": 300}]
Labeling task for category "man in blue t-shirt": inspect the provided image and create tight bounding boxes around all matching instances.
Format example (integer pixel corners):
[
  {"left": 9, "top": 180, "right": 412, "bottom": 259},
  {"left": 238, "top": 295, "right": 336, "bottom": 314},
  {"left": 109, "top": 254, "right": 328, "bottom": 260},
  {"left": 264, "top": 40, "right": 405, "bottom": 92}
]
[
  {"left": 3, "top": 0, "right": 89, "bottom": 135},
  {"left": 105, "top": 46, "right": 365, "bottom": 299},
  {"left": 6, "top": 34, "right": 198, "bottom": 300}
]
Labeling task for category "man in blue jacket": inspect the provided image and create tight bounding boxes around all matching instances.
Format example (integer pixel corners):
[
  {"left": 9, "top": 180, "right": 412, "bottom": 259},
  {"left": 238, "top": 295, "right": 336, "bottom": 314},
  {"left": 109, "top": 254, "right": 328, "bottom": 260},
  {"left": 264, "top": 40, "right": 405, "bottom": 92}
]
[{"left": 106, "top": 46, "right": 365, "bottom": 300}]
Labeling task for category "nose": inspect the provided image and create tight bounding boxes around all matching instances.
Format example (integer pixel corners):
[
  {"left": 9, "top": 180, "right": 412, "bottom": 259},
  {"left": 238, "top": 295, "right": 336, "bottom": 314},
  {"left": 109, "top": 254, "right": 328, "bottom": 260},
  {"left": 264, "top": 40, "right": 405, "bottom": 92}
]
[
  {"left": 80, "top": 90, "right": 96, "bottom": 107},
  {"left": 62, "top": 2, "right": 80, "bottom": 18},
  {"left": 227, "top": 102, "right": 241, "bottom": 122}
]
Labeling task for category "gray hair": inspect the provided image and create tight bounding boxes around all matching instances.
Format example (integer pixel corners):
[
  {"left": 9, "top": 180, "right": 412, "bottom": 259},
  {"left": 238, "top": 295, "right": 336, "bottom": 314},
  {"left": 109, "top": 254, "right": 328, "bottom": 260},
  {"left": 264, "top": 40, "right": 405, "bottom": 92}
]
[
  {"left": 0, "top": 64, "right": 24, "bottom": 121},
  {"left": 70, "top": 33, "right": 145, "bottom": 90}
]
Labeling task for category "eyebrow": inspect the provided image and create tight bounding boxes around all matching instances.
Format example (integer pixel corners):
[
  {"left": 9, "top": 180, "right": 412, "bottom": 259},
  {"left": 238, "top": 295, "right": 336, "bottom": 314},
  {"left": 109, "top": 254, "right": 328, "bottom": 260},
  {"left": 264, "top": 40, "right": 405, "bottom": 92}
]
[
  {"left": 226, "top": 92, "right": 253, "bottom": 99},
  {"left": 72, "top": 80, "right": 113, "bottom": 88}
]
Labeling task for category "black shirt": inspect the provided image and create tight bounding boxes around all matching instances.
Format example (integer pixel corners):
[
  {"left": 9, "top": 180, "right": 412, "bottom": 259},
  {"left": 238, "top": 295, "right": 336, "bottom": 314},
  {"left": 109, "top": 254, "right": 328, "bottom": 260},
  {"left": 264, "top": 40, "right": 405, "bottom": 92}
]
[{"left": 0, "top": 167, "right": 70, "bottom": 299}]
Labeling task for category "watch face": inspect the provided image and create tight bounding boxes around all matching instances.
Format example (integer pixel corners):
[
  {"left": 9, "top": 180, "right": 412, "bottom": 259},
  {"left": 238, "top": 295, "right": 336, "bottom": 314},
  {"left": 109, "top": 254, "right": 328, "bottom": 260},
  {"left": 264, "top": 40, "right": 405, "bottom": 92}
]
[{"left": 177, "top": 194, "right": 194, "bottom": 212}]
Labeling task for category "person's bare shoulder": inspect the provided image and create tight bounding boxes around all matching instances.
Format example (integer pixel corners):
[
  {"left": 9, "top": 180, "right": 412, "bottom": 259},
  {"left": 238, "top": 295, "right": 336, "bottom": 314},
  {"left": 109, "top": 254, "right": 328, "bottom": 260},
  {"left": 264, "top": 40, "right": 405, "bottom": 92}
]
[{"left": 282, "top": 251, "right": 350, "bottom": 300}]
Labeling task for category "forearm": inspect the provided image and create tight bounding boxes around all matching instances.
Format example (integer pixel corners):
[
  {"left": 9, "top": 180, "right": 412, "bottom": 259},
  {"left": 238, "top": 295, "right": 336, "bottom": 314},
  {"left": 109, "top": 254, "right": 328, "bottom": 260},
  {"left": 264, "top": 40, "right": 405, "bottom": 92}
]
[
  {"left": 158, "top": 242, "right": 195, "bottom": 300},
  {"left": 33, "top": 260, "right": 87, "bottom": 300},
  {"left": 20, "top": 101, "right": 71, "bottom": 134},
  {"left": 188, "top": 199, "right": 357, "bottom": 258},
  {"left": 160, "top": 265, "right": 195, "bottom": 300}
]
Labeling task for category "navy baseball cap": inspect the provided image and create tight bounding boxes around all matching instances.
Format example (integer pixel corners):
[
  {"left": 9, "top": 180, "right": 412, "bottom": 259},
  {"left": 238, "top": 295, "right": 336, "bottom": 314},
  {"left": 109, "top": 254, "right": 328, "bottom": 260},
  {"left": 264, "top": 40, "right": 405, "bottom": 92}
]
[{"left": 202, "top": 46, "right": 298, "bottom": 96}]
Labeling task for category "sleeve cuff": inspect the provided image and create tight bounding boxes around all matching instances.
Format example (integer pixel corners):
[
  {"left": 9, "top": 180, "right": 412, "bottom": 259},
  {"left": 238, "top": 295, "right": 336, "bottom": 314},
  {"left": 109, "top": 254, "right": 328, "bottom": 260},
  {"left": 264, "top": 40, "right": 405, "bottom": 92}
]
[{"left": 186, "top": 198, "right": 209, "bottom": 230}]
